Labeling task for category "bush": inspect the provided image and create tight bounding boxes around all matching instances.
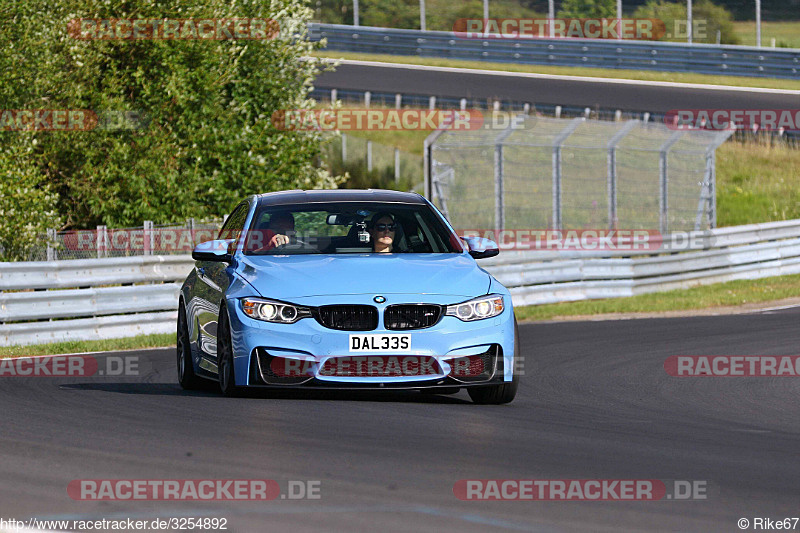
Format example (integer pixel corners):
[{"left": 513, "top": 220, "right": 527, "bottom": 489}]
[
  {"left": 0, "top": 0, "right": 344, "bottom": 234},
  {"left": 0, "top": 144, "right": 62, "bottom": 261},
  {"left": 558, "top": 0, "right": 616, "bottom": 18},
  {"left": 633, "top": 0, "right": 740, "bottom": 45}
]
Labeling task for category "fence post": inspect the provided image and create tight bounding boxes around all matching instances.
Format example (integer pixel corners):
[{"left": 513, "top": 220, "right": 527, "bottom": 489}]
[
  {"left": 460, "top": 98, "right": 466, "bottom": 111},
  {"left": 46, "top": 228, "right": 57, "bottom": 261},
  {"left": 659, "top": 131, "right": 684, "bottom": 235},
  {"left": 364, "top": 91, "right": 371, "bottom": 108},
  {"left": 493, "top": 120, "right": 517, "bottom": 235},
  {"left": 708, "top": 150, "right": 717, "bottom": 228},
  {"left": 187, "top": 218, "right": 196, "bottom": 247},
  {"left": 331, "top": 88, "right": 337, "bottom": 103},
  {"left": 143, "top": 220, "right": 154, "bottom": 256},
  {"left": 97, "top": 225, "right": 107, "bottom": 258},
  {"left": 424, "top": 129, "right": 447, "bottom": 201},
  {"left": 551, "top": 118, "right": 582, "bottom": 230},
  {"left": 367, "top": 140, "right": 373, "bottom": 171},
  {"left": 429, "top": 96, "right": 436, "bottom": 110},
  {"left": 395, "top": 93, "right": 402, "bottom": 109},
  {"left": 341, "top": 133, "right": 347, "bottom": 163},
  {"left": 394, "top": 148, "right": 400, "bottom": 182},
  {"left": 606, "top": 120, "right": 639, "bottom": 230}
]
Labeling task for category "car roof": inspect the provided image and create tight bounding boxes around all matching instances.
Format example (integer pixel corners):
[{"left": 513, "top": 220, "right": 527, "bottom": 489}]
[{"left": 255, "top": 189, "right": 427, "bottom": 206}]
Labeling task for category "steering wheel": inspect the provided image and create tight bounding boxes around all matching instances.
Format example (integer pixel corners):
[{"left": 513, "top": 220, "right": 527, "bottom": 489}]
[{"left": 273, "top": 238, "right": 308, "bottom": 250}]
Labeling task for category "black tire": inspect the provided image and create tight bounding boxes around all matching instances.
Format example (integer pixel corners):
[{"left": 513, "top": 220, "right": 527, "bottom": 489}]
[
  {"left": 177, "top": 302, "right": 203, "bottom": 390},
  {"left": 467, "top": 317, "right": 521, "bottom": 405},
  {"left": 217, "top": 304, "right": 241, "bottom": 397}
]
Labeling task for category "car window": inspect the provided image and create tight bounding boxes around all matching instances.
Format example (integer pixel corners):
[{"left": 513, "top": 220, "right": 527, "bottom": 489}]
[
  {"left": 243, "top": 202, "right": 462, "bottom": 255},
  {"left": 218, "top": 202, "right": 249, "bottom": 243}
]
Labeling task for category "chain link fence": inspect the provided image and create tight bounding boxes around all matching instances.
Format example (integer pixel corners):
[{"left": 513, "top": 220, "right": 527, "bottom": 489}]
[
  {"left": 425, "top": 115, "right": 733, "bottom": 234},
  {"left": 322, "top": 133, "right": 424, "bottom": 191},
  {"left": 24, "top": 219, "right": 225, "bottom": 262}
]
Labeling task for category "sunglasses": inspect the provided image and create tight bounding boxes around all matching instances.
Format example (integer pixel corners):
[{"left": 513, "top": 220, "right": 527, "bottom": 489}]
[{"left": 374, "top": 223, "right": 396, "bottom": 232}]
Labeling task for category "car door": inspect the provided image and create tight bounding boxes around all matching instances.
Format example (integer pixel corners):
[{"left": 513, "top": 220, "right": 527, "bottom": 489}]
[{"left": 194, "top": 201, "right": 251, "bottom": 364}]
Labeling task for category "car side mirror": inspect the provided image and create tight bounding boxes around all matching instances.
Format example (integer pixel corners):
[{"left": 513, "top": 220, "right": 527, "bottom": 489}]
[
  {"left": 192, "top": 239, "right": 234, "bottom": 262},
  {"left": 462, "top": 237, "right": 499, "bottom": 259}
]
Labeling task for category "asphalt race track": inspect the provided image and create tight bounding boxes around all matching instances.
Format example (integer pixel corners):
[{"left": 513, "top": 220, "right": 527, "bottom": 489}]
[
  {"left": 315, "top": 60, "right": 800, "bottom": 114},
  {"left": 2, "top": 308, "right": 799, "bottom": 532}
]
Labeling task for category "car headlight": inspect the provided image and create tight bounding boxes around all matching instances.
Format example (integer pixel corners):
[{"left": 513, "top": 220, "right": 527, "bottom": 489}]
[
  {"left": 241, "top": 298, "right": 311, "bottom": 324},
  {"left": 445, "top": 294, "right": 504, "bottom": 321}
]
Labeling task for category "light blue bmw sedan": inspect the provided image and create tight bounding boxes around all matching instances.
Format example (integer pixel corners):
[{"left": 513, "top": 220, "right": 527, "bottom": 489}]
[{"left": 177, "top": 189, "right": 519, "bottom": 404}]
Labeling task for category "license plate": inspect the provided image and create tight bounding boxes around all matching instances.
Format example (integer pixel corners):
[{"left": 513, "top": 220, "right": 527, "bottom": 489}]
[{"left": 349, "top": 334, "right": 412, "bottom": 352}]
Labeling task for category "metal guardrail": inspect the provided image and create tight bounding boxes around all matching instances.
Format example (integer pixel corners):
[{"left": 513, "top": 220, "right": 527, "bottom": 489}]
[
  {"left": 3, "top": 219, "right": 800, "bottom": 346},
  {"left": 310, "top": 23, "right": 800, "bottom": 79},
  {"left": 0, "top": 256, "right": 193, "bottom": 347}
]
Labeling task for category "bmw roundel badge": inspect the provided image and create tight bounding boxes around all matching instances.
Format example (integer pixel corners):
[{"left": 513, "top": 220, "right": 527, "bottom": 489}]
[{"left": 373, "top": 295, "right": 386, "bottom": 303}]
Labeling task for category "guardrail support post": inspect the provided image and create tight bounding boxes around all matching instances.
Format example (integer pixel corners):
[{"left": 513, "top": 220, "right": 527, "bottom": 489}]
[
  {"left": 364, "top": 91, "right": 371, "bottom": 108},
  {"left": 331, "top": 88, "right": 337, "bottom": 103},
  {"left": 395, "top": 93, "right": 402, "bottom": 109}
]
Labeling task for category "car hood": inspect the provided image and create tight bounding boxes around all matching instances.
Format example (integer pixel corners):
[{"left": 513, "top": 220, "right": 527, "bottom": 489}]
[{"left": 237, "top": 253, "right": 490, "bottom": 300}]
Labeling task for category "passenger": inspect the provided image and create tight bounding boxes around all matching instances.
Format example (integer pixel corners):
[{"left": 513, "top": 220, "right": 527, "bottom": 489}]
[{"left": 369, "top": 213, "right": 397, "bottom": 253}]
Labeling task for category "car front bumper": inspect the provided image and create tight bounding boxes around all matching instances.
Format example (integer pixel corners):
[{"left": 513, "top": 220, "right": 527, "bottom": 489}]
[{"left": 226, "top": 293, "right": 516, "bottom": 388}]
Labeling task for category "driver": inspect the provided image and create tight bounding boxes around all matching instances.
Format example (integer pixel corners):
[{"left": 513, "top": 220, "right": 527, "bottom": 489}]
[
  {"left": 368, "top": 212, "right": 397, "bottom": 253},
  {"left": 260, "top": 212, "right": 295, "bottom": 250}
]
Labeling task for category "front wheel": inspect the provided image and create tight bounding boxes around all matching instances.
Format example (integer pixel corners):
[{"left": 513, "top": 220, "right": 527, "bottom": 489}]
[
  {"left": 217, "top": 304, "right": 241, "bottom": 397},
  {"left": 467, "top": 318, "right": 521, "bottom": 405},
  {"left": 177, "top": 303, "right": 203, "bottom": 390}
]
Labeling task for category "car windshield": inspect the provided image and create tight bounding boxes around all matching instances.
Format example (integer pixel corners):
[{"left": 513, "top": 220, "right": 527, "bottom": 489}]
[{"left": 243, "top": 202, "right": 463, "bottom": 255}]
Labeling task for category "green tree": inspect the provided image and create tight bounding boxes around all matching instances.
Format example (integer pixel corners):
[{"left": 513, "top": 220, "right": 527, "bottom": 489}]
[
  {"left": 633, "top": 0, "right": 740, "bottom": 44},
  {"left": 558, "top": 0, "right": 616, "bottom": 18},
  {"left": 0, "top": 144, "right": 62, "bottom": 261},
  {"left": 0, "top": 0, "right": 343, "bottom": 237}
]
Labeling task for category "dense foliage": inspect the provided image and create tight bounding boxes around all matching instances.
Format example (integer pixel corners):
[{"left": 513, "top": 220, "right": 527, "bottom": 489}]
[
  {"left": 0, "top": 0, "right": 341, "bottom": 260},
  {"left": 633, "top": 0, "right": 740, "bottom": 44}
]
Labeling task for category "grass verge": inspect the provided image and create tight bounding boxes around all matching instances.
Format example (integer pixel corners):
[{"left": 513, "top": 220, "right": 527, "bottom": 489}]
[
  {"left": 0, "top": 333, "right": 174, "bottom": 359},
  {"left": 515, "top": 273, "right": 800, "bottom": 321},
  {"left": 314, "top": 51, "right": 800, "bottom": 91},
  {"left": 732, "top": 21, "right": 800, "bottom": 48}
]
